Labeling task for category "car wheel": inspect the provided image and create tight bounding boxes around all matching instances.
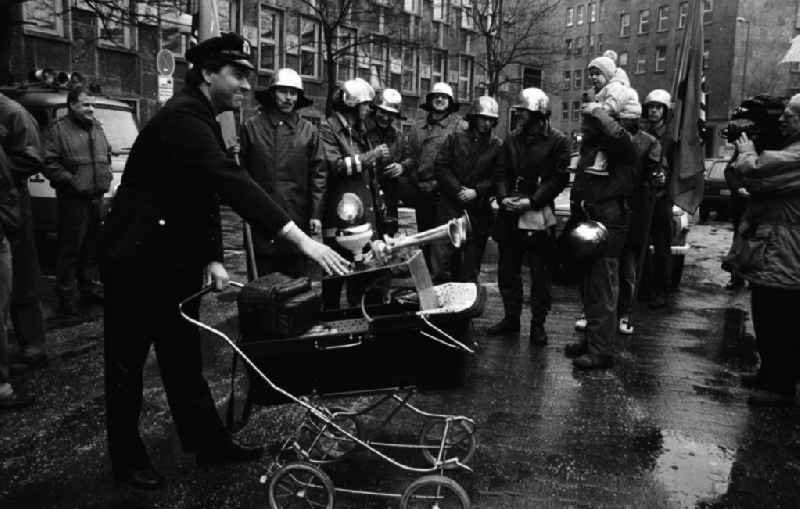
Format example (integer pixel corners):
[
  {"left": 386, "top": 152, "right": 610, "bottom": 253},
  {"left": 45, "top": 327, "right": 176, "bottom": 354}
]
[{"left": 670, "top": 254, "right": 685, "bottom": 289}]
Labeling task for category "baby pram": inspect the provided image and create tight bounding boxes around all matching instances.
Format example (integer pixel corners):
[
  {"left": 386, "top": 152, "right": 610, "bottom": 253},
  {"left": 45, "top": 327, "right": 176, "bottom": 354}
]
[{"left": 179, "top": 277, "right": 485, "bottom": 509}]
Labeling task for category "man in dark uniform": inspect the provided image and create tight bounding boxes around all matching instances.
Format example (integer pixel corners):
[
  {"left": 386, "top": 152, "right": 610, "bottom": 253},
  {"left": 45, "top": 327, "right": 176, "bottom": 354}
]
[
  {"left": 365, "top": 88, "right": 409, "bottom": 237},
  {"left": 404, "top": 82, "right": 465, "bottom": 267},
  {"left": 432, "top": 96, "right": 502, "bottom": 284},
  {"left": 101, "top": 33, "right": 349, "bottom": 490},
  {"left": 241, "top": 67, "right": 325, "bottom": 278},
  {"left": 488, "top": 88, "right": 570, "bottom": 344}
]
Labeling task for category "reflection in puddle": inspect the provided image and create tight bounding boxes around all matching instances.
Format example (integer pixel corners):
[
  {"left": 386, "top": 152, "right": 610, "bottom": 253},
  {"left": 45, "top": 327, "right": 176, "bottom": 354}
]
[{"left": 655, "top": 430, "right": 735, "bottom": 507}]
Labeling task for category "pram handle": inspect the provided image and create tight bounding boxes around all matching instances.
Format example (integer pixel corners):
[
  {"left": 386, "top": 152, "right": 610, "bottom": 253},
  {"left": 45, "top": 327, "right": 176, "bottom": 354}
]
[{"left": 314, "top": 337, "right": 364, "bottom": 351}]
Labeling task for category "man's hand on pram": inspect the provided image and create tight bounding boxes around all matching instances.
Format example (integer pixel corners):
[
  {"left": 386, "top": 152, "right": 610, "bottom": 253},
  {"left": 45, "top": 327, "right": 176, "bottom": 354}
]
[{"left": 204, "top": 261, "right": 230, "bottom": 291}]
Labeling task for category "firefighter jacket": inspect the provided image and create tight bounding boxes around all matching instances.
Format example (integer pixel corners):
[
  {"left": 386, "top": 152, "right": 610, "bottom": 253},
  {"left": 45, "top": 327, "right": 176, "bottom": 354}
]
[
  {"left": 627, "top": 128, "right": 662, "bottom": 249},
  {"left": 434, "top": 127, "right": 502, "bottom": 235},
  {"left": 493, "top": 125, "right": 571, "bottom": 243},
  {"left": 43, "top": 114, "right": 112, "bottom": 197},
  {"left": 318, "top": 112, "right": 379, "bottom": 238},
  {"left": 241, "top": 108, "right": 326, "bottom": 255},
  {"left": 404, "top": 112, "right": 466, "bottom": 192},
  {"left": 102, "top": 87, "right": 291, "bottom": 270},
  {"left": 0, "top": 93, "right": 43, "bottom": 187}
]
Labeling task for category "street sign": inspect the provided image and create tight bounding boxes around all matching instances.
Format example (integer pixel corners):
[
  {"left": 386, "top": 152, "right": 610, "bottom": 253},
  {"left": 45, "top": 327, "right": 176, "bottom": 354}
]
[
  {"left": 158, "top": 75, "right": 174, "bottom": 104},
  {"left": 156, "top": 48, "right": 175, "bottom": 76}
]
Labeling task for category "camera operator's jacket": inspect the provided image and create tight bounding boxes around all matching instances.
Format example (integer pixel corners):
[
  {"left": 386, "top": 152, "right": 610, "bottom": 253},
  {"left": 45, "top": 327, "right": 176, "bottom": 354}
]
[
  {"left": 725, "top": 141, "right": 800, "bottom": 290},
  {"left": 433, "top": 127, "right": 502, "bottom": 236},
  {"left": 241, "top": 108, "right": 326, "bottom": 256},
  {"left": 493, "top": 125, "right": 570, "bottom": 244}
]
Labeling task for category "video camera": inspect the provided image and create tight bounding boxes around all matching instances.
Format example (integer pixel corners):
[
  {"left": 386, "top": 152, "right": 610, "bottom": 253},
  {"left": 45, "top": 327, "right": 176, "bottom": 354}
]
[{"left": 721, "top": 95, "right": 786, "bottom": 152}]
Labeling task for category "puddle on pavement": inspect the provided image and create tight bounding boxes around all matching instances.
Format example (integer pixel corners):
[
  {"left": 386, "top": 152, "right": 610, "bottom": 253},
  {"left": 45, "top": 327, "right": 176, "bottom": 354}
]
[
  {"left": 654, "top": 429, "right": 735, "bottom": 506},
  {"left": 680, "top": 307, "right": 758, "bottom": 370}
]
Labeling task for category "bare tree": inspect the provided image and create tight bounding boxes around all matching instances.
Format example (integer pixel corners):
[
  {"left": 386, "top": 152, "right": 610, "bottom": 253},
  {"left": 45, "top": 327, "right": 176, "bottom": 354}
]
[{"left": 469, "top": 0, "right": 562, "bottom": 96}]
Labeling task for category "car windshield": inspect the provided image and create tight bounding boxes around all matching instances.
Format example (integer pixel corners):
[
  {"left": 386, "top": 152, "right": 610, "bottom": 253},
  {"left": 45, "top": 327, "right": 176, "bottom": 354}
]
[{"left": 56, "top": 106, "right": 138, "bottom": 154}]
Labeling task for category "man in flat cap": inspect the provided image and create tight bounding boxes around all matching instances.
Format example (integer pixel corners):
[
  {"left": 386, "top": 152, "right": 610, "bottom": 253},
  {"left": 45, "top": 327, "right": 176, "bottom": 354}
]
[{"left": 101, "top": 33, "right": 349, "bottom": 490}]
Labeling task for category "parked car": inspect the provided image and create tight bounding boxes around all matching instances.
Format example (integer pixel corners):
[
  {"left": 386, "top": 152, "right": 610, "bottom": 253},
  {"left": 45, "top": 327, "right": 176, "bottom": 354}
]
[
  {"left": 0, "top": 84, "right": 138, "bottom": 246},
  {"left": 699, "top": 157, "right": 731, "bottom": 223},
  {"left": 553, "top": 173, "right": 690, "bottom": 289}
]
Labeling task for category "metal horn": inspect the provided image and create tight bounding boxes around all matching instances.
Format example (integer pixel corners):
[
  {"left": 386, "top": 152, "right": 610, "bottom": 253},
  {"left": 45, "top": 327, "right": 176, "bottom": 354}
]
[{"left": 372, "top": 212, "right": 471, "bottom": 262}]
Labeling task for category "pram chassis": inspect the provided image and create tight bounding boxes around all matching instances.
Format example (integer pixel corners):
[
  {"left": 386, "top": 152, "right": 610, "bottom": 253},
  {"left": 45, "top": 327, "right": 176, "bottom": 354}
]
[{"left": 179, "top": 280, "right": 481, "bottom": 508}]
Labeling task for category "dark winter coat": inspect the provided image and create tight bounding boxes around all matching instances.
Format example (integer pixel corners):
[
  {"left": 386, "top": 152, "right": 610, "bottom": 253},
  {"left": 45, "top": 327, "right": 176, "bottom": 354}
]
[
  {"left": 241, "top": 108, "right": 326, "bottom": 255},
  {"left": 434, "top": 127, "right": 502, "bottom": 235},
  {"left": 103, "top": 87, "right": 290, "bottom": 270},
  {"left": 724, "top": 140, "right": 800, "bottom": 290},
  {"left": 0, "top": 93, "right": 43, "bottom": 187},
  {"left": 43, "top": 114, "right": 112, "bottom": 197},
  {"left": 403, "top": 112, "right": 467, "bottom": 191},
  {"left": 493, "top": 125, "right": 571, "bottom": 243}
]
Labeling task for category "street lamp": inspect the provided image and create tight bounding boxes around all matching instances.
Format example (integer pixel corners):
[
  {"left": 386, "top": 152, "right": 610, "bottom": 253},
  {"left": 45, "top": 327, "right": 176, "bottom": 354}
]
[{"left": 737, "top": 17, "right": 751, "bottom": 101}]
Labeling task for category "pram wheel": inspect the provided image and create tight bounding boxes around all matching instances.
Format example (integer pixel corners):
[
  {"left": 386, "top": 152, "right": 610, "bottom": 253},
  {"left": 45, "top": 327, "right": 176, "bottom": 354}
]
[
  {"left": 400, "top": 475, "right": 470, "bottom": 509},
  {"left": 298, "top": 407, "right": 360, "bottom": 463},
  {"left": 268, "top": 461, "right": 334, "bottom": 509},
  {"left": 419, "top": 418, "right": 476, "bottom": 469}
]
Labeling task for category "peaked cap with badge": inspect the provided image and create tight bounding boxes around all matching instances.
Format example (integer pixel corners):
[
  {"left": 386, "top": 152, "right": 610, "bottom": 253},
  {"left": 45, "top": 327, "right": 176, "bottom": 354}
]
[{"left": 185, "top": 32, "right": 255, "bottom": 71}]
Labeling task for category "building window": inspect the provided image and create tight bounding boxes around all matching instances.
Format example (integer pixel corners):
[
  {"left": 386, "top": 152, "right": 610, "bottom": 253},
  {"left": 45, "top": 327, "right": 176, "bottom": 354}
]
[
  {"left": 597, "top": 33, "right": 603, "bottom": 52},
  {"left": 462, "top": 0, "right": 473, "bottom": 29},
  {"left": 217, "top": 0, "right": 237, "bottom": 33},
  {"left": 432, "top": 49, "right": 446, "bottom": 84},
  {"left": 655, "top": 45, "right": 666, "bottom": 72},
  {"left": 574, "top": 68, "right": 582, "bottom": 89},
  {"left": 376, "top": 6, "right": 385, "bottom": 33},
  {"left": 23, "top": 0, "right": 66, "bottom": 37},
  {"left": 97, "top": 0, "right": 135, "bottom": 49},
  {"left": 572, "top": 100, "right": 581, "bottom": 121},
  {"left": 370, "top": 41, "right": 388, "bottom": 88},
  {"left": 678, "top": 2, "right": 688, "bottom": 29},
  {"left": 286, "top": 15, "right": 320, "bottom": 79},
  {"left": 458, "top": 55, "right": 473, "bottom": 101},
  {"left": 419, "top": 50, "right": 431, "bottom": 94},
  {"left": 258, "top": 5, "right": 280, "bottom": 72},
  {"left": 433, "top": 0, "right": 448, "bottom": 22},
  {"left": 589, "top": 2, "right": 597, "bottom": 23},
  {"left": 575, "top": 36, "right": 583, "bottom": 57},
  {"left": 563, "top": 70, "right": 571, "bottom": 90},
  {"left": 657, "top": 5, "right": 669, "bottom": 31},
  {"left": 576, "top": 5, "right": 585, "bottom": 26},
  {"left": 566, "top": 7, "right": 574, "bottom": 27},
  {"left": 566, "top": 38, "right": 573, "bottom": 56},
  {"left": 588, "top": 34, "right": 595, "bottom": 55},
  {"left": 408, "top": 14, "right": 421, "bottom": 39},
  {"left": 404, "top": 0, "right": 420, "bottom": 15},
  {"left": 335, "top": 27, "right": 356, "bottom": 82},
  {"left": 703, "top": 39, "right": 710, "bottom": 69},
  {"left": 523, "top": 67, "right": 542, "bottom": 87},
  {"left": 160, "top": 3, "right": 192, "bottom": 56},
  {"left": 562, "top": 102, "right": 570, "bottom": 121},
  {"left": 402, "top": 47, "right": 418, "bottom": 94},
  {"left": 390, "top": 46, "right": 402, "bottom": 90},
  {"left": 703, "top": 0, "right": 713, "bottom": 24},
  {"left": 620, "top": 13, "right": 630, "bottom": 37},
  {"left": 635, "top": 48, "right": 646, "bottom": 74},
  {"left": 462, "top": 30, "right": 471, "bottom": 53},
  {"left": 638, "top": 9, "right": 650, "bottom": 34},
  {"left": 618, "top": 51, "right": 628, "bottom": 67}
]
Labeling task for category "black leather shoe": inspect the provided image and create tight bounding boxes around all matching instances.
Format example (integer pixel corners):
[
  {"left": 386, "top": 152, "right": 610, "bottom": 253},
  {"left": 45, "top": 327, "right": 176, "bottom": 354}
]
[
  {"left": 487, "top": 317, "right": 520, "bottom": 335},
  {"left": 530, "top": 324, "right": 548, "bottom": 345},
  {"left": 114, "top": 467, "right": 165, "bottom": 490},
  {"left": 564, "top": 342, "right": 588, "bottom": 358},
  {"left": 572, "top": 353, "right": 614, "bottom": 370},
  {"left": 196, "top": 440, "right": 264, "bottom": 467}
]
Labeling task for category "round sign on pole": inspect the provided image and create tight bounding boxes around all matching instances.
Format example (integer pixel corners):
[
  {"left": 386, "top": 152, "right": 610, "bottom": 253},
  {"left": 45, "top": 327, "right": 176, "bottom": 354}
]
[{"left": 156, "top": 49, "right": 176, "bottom": 76}]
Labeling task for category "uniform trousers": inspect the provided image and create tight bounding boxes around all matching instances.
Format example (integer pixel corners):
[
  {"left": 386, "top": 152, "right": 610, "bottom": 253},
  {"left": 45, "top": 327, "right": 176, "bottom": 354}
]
[
  {"left": 497, "top": 230, "right": 555, "bottom": 325},
  {"left": 431, "top": 233, "right": 488, "bottom": 284},
  {"left": 0, "top": 238, "right": 13, "bottom": 384},
  {"left": 750, "top": 284, "right": 800, "bottom": 396},
  {"left": 103, "top": 260, "right": 228, "bottom": 474},
  {"left": 648, "top": 193, "right": 672, "bottom": 296},
  {"left": 55, "top": 194, "right": 102, "bottom": 302},
  {"left": 617, "top": 247, "right": 637, "bottom": 319},
  {"left": 413, "top": 190, "right": 439, "bottom": 268}
]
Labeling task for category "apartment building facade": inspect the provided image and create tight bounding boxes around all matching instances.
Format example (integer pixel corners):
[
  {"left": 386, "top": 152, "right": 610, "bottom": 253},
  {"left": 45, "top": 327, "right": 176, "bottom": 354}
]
[{"left": 551, "top": 0, "right": 800, "bottom": 157}]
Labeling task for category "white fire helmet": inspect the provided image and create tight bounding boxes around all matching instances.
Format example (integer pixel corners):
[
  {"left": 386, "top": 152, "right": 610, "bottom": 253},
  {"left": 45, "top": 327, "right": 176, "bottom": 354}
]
[
  {"left": 270, "top": 68, "right": 303, "bottom": 91},
  {"left": 376, "top": 88, "right": 403, "bottom": 115},
  {"left": 644, "top": 89, "right": 672, "bottom": 109},
  {"left": 467, "top": 96, "right": 499, "bottom": 119},
  {"left": 429, "top": 82, "right": 455, "bottom": 101},
  {"left": 341, "top": 78, "right": 375, "bottom": 107},
  {"left": 513, "top": 88, "right": 550, "bottom": 114}
]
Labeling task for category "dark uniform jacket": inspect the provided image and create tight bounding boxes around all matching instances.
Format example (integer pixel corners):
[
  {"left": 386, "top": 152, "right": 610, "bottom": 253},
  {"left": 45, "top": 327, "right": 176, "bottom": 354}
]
[
  {"left": 43, "top": 114, "right": 112, "bottom": 197},
  {"left": 103, "top": 87, "right": 290, "bottom": 270},
  {"left": 0, "top": 145, "right": 21, "bottom": 241},
  {"left": 0, "top": 93, "right": 43, "bottom": 187},
  {"left": 364, "top": 118, "right": 411, "bottom": 230},
  {"left": 627, "top": 129, "right": 662, "bottom": 249},
  {"left": 241, "top": 108, "right": 325, "bottom": 255},
  {"left": 434, "top": 127, "right": 502, "bottom": 235},
  {"left": 318, "top": 112, "right": 377, "bottom": 238},
  {"left": 404, "top": 113, "right": 466, "bottom": 192},
  {"left": 493, "top": 125, "right": 571, "bottom": 243}
]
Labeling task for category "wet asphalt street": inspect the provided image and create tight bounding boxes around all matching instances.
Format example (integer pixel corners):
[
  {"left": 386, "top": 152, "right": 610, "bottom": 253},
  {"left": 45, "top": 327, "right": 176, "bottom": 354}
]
[{"left": 1, "top": 209, "right": 799, "bottom": 509}]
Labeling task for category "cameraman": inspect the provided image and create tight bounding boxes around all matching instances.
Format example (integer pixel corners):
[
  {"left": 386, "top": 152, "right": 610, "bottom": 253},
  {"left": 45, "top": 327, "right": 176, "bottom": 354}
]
[{"left": 725, "top": 93, "right": 800, "bottom": 407}]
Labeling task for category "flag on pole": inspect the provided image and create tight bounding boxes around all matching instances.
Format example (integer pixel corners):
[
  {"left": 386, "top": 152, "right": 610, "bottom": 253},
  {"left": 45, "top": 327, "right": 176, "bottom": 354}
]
[{"left": 669, "top": 0, "right": 705, "bottom": 213}]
